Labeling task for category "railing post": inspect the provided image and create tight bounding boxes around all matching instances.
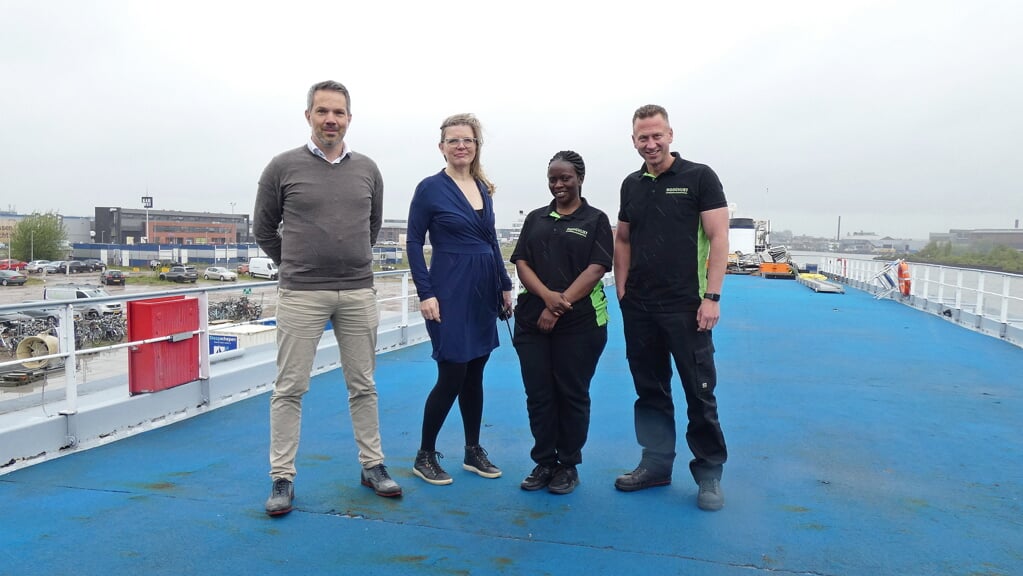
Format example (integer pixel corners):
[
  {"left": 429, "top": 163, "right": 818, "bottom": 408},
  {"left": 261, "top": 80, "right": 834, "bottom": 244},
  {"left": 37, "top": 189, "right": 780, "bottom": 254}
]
[
  {"left": 401, "top": 272, "right": 410, "bottom": 327},
  {"left": 954, "top": 270, "right": 963, "bottom": 312},
  {"left": 198, "top": 291, "right": 211, "bottom": 406},
  {"left": 938, "top": 267, "right": 947, "bottom": 306},
  {"left": 59, "top": 303, "right": 79, "bottom": 448},
  {"left": 400, "top": 272, "right": 410, "bottom": 346},
  {"left": 923, "top": 267, "right": 931, "bottom": 303},
  {"left": 1000, "top": 275, "right": 1011, "bottom": 325},
  {"left": 1000, "top": 275, "right": 1011, "bottom": 337},
  {"left": 976, "top": 274, "right": 986, "bottom": 326},
  {"left": 60, "top": 303, "right": 78, "bottom": 413}
]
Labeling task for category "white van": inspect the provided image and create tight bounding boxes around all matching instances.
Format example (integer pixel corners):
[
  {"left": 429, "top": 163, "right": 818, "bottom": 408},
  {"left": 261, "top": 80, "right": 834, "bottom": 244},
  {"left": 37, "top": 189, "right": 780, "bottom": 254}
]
[
  {"left": 43, "top": 283, "right": 124, "bottom": 318},
  {"left": 248, "top": 257, "right": 279, "bottom": 280}
]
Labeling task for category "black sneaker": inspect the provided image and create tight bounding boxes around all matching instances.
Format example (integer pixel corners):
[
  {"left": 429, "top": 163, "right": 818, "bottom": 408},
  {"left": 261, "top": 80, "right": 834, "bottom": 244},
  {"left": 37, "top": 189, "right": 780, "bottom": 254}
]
[
  {"left": 520, "top": 464, "right": 556, "bottom": 491},
  {"left": 548, "top": 465, "right": 579, "bottom": 495},
  {"left": 463, "top": 445, "right": 502, "bottom": 478},
  {"left": 413, "top": 450, "right": 453, "bottom": 485},
  {"left": 265, "top": 478, "right": 294, "bottom": 516},
  {"left": 697, "top": 478, "right": 724, "bottom": 511},
  {"left": 614, "top": 466, "right": 671, "bottom": 492},
  {"left": 361, "top": 464, "right": 402, "bottom": 497}
]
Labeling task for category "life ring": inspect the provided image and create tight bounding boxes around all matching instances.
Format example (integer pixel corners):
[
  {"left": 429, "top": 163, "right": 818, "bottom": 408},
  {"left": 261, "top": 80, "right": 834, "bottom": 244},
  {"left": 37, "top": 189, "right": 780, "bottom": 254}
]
[{"left": 897, "top": 261, "right": 911, "bottom": 296}]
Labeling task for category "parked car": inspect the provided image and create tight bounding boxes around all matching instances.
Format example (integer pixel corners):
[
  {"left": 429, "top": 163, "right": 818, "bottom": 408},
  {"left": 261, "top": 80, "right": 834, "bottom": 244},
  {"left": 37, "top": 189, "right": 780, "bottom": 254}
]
[
  {"left": 43, "top": 283, "right": 123, "bottom": 318},
  {"left": 81, "top": 259, "right": 106, "bottom": 271},
  {"left": 43, "top": 261, "right": 64, "bottom": 274},
  {"left": 203, "top": 266, "right": 237, "bottom": 281},
  {"left": 25, "top": 260, "right": 51, "bottom": 273},
  {"left": 56, "top": 261, "right": 87, "bottom": 274},
  {"left": 0, "top": 259, "right": 27, "bottom": 271},
  {"left": 0, "top": 270, "right": 28, "bottom": 286},
  {"left": 16, "top": 303, "right": 79, "bottom": 325},
  {"left": 235, "top": 263, "right": 249, "bottom": 275},
  {"left": 0, "top": 311, "right": 33, "bottom": 324},
  {"left": 159, "top": 266, "right": 199, "bottom": 283},
  {"left": 100, "top": 269, "right": 127, "bottom": 285}
]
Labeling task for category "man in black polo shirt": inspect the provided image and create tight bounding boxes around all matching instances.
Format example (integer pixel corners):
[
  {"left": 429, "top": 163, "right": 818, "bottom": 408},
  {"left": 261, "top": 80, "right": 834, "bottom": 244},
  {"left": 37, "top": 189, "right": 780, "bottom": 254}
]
[{"left": 613, "top": 104, "right": 729, "bottom": 511}]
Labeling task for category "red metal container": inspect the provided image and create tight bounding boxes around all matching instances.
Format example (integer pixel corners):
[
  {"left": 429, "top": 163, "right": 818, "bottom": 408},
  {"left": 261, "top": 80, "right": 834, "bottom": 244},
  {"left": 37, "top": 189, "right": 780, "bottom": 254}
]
[{"left": 127, "top": 296, "right": 199, "bottom": 395}]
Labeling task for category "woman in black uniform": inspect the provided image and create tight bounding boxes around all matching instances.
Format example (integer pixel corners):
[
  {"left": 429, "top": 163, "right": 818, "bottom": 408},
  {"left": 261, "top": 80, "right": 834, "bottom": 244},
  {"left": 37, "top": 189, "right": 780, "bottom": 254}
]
[{"left": 510, "top": 150, "right": 614, "bottom": 494}]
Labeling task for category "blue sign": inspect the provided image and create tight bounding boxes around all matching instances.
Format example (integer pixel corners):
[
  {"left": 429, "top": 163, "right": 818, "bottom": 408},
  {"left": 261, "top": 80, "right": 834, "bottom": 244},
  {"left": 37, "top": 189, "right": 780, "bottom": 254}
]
[{"left": 209, "top": 334, "right": 238, "bottom": 355}]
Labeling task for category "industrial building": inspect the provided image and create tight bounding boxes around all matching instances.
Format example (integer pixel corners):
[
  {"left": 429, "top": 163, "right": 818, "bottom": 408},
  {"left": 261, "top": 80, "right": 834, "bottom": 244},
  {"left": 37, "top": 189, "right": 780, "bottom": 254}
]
[{"left": 93, "top": 207, "right": 251, "bottom": 245}]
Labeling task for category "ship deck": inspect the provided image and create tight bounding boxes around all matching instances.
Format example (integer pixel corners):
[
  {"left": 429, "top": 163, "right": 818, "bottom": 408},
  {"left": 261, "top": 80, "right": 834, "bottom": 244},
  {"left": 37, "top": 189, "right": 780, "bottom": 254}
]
[{"left": 3, "top": 274, "right": 1021, "bottom": 575}]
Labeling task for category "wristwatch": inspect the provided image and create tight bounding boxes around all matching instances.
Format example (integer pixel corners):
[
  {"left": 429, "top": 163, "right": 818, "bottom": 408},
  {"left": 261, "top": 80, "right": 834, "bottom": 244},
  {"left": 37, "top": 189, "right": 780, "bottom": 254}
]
[{"left": 703, "top": 292, "right": 721, "bottom": 302}]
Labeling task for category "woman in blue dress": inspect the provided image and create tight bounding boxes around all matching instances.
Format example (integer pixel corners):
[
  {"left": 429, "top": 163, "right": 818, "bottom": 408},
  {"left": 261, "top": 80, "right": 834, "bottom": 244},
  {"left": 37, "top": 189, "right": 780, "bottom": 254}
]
[{"left": 406, "top": 113, "right": 513, "bottom": 486}]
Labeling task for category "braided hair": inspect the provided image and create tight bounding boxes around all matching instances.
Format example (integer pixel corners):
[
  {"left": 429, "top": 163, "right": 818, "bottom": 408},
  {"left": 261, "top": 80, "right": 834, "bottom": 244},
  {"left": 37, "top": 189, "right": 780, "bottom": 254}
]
[{"left": 548, "top": 150, "right": 585, "bottom": 182}]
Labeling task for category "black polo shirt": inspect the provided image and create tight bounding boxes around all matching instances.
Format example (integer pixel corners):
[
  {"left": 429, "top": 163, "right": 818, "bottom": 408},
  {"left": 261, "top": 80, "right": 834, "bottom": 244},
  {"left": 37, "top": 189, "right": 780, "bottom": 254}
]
[
  {"left": 618, "top": 152, "right": 727, "bottom": 312},
  {"left": 511, "top": 198, "right": 614, "bottom": 333}
]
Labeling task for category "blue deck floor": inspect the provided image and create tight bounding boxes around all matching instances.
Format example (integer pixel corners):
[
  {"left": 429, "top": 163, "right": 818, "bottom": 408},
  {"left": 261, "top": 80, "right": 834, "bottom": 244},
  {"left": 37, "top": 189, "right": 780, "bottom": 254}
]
[{"left": 3, "top": 274, "right": 1022, "bottom": 576}]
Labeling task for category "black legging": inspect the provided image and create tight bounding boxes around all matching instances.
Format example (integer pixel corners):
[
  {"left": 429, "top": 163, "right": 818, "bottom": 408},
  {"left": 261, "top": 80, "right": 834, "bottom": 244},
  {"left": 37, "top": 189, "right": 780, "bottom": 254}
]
[{"left": 419, "top": 354, "right": 490, "bottom": 452}]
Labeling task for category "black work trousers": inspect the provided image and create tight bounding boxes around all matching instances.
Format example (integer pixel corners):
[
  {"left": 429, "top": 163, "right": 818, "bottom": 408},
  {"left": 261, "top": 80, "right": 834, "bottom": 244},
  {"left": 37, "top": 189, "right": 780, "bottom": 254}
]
[
  {"left": 513, "top": 324, "right": 607, "bottom": 467},
  {"left": 621, "top": 304, "right": 727, "bottom": 482}
]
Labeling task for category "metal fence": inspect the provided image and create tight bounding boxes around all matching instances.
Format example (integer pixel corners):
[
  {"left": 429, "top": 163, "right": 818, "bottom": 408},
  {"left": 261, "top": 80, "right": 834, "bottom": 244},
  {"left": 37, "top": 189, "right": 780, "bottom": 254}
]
[
  {"left": 818, "top": 255, "right": 1023, "bottom": 347},
  {"left": 0, "top": 271, "right": 439, "bottom": 474},
  {"left": 0, "top": 271, "right": 426, "bottom": 405}
]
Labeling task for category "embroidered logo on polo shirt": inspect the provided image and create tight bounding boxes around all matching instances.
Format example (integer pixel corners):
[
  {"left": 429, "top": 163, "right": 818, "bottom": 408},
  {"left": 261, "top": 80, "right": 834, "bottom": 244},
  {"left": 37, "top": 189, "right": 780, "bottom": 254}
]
[
  {"left": 565, "top": 227, "right": 588, "bottom": 238},
  {"left": 665, "top": 187, "right": 689, "bottom": 195}
]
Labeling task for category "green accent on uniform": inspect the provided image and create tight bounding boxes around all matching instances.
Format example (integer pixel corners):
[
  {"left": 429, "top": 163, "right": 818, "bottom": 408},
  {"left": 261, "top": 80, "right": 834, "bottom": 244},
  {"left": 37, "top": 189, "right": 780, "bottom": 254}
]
[
  {"left": 549, "top": 211, "right": 561, "bottom": 219},
  {"left": 590, "top": 281, "right": 608, "bottom": 327},
  {"left": 697, "top": 219, "right": 709, "bottom": 297}
]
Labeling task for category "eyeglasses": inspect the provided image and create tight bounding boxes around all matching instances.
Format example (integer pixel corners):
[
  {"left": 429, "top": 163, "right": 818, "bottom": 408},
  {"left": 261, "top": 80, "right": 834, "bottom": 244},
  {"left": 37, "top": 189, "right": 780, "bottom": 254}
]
[{"left": 443, "top": 137, "right": 478, "bottom": 147}]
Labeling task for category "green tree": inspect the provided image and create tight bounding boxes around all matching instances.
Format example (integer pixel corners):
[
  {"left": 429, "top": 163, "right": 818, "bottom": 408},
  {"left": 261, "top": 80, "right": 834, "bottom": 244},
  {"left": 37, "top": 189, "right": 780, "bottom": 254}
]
[
  {"left": 909, "top": 239, "right": 1023, "bottom": 273},
  {"left": 916, "top": 240, "right": 942, "bottom": 259},
  {"left": 10, "top": 212, "right": 67, "bottom": 261}
]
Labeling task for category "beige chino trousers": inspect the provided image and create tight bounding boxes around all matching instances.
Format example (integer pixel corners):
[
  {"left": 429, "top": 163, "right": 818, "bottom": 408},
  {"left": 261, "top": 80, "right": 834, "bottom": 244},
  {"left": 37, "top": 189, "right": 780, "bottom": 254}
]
[{"left": 269, "top": 287, "right": 384, "bottom": 481}]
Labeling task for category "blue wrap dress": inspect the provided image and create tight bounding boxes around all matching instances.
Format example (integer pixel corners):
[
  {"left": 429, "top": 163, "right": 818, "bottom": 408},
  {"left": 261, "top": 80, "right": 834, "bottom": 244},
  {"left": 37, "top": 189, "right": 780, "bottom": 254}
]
[{"left": 407, "top": 171, "right": 513, "bottom": 363}]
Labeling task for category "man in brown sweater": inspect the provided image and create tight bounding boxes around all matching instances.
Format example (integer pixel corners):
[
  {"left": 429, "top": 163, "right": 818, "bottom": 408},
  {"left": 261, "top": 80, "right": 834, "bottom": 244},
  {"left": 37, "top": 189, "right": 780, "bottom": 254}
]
[{"left": 255, "top": 80, "right": 400, "bottom": 517}]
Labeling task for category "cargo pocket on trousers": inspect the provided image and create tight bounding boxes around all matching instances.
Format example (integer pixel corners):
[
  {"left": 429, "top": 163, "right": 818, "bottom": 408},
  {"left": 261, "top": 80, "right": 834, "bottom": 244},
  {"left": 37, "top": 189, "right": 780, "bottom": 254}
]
[{"left": 693, "top": 342, "right": 717, "bottom": 400}]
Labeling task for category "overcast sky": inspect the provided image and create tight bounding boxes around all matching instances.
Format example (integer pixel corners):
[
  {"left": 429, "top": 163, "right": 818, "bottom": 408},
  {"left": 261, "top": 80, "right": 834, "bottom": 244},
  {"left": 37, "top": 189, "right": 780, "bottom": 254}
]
[{"left": 2, "top": 0, "right": 1020, "bottom": 240}]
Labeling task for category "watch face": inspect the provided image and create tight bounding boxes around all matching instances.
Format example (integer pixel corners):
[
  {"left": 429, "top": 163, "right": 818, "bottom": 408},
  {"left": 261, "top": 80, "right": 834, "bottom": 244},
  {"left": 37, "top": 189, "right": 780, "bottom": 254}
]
[{"left": 704, "top": 293, "right": 720, "bottom": 301}]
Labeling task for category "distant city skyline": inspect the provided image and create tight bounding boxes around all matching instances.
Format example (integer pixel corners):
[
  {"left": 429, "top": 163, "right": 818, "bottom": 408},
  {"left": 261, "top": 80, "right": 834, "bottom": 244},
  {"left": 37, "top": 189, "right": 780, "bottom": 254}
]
[
  {"left": 2, "top": 203, "right": 1018, "bottom": 245},
  {"left": 5, "top": 196, "right": 1019, "bottom": 244},
  {"left": 3, "top": 203, "right": 1014, "bottom": 248}
]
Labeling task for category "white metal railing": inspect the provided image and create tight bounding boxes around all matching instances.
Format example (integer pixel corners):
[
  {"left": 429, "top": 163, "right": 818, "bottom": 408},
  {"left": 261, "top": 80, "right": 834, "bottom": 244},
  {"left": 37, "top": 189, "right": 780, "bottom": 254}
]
[
  {"left": 2, "top": 283, "right": 271, "bottom": 364},
  {"left": 0, "top": 264, "right": 545, "bottom": 472},
  {"left": 0, "top": 271, "right": 442, "bottom": 474},
  {"left": 0, "top": 272, "right": 426, "bottom": 410},
  {"left": 1, "top": 265, "right": 553, "bottom": 413},
  {"left": 818, "top": 255, "right": 1023, "bottom": 344}
]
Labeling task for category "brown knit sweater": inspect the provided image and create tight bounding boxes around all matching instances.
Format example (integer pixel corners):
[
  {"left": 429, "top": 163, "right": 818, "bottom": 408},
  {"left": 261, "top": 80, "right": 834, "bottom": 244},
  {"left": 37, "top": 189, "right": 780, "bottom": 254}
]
[{"left": 253, "top": 145, "right": 383, "bottom": 290}]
